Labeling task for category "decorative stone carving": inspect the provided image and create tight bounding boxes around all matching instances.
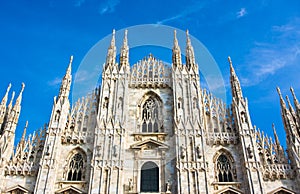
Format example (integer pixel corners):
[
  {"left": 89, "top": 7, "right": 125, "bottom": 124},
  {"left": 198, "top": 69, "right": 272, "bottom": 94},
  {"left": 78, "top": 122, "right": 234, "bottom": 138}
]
[
  {"left": 180, "top": 145, "right": 186, "bottom": 159},
  {"left": 128, "top": 178, "right": 133, "bottom": 191},
  {"left": 196, "top": 145, "right": 202, "bottom": 159}
]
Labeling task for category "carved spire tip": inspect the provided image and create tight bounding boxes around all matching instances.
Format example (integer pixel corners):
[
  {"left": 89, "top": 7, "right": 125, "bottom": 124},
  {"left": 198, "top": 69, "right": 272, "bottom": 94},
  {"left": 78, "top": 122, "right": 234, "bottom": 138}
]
[
  {"left": 7, "top": 83, "right": 12, "bottom": 91},
  {"left": 276, "top": 87, "right": 281, "bottom": 95},
  {"left": 228, "top": 56, "right": 232, "bottom": 65},
  {"left": 69, "top": 55, "right": 73, "bottom": 63},
  {"left": 21, "top": 82, "right": 25, "bottom": 91}
]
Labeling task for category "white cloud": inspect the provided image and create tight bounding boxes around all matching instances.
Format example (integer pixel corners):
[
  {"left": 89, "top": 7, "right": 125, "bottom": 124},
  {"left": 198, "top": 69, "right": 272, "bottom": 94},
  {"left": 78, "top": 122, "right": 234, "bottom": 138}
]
[
  {"left": 74, "top": 0, "right": 85, "bottom": 7},
  {"left": 99, "top": 0, "right": 120, "bottom": 15},
  {"left": 156, "top": 1, "right": 206, "bottom": 25},
  {"left": 241, "top": 18, "right": 300, "bottom": 86},
  {"left": 48, "top": 77, "right": 61, "bottom": 86},
  {"left": 74, "top": 70, "right": 90, "bottom": 83},
  {"left": 236, "top": 8, "right": 247, "bottom": 18}
]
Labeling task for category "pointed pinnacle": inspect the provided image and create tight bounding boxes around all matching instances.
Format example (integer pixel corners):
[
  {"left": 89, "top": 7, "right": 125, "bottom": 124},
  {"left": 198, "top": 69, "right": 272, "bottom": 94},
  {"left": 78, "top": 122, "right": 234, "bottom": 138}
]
[
  {"left": 8, "top": 91, "right": 15, "bottom": 110},
  {"left": 21, "top": 121, "right": 28, "bottom": 141},
  {"left": 186, "top": 29, "right": 191, "bottom": 46},
  {"left": 174, "top": 30, "right": 179, "bottom": 47},
  {"left": 285, "top": 95, "right": 295, "bottom": 113},
  {"left": 1, "top": 83, "right": 12, "bottom": 105},
  {"left": 15, "top": 82, "right": 25, "bottom": 106},
  {"left": 272, "top": 123, "right": 281, "bottom": 146},
  {"left": 110, "top": 29, "right": 116, "bottom": 48},
  {"left": 277, "top": 87, "right": 284, "bottom": 102},
  {"left": 290, "top": 87, "right": 300, "bottom": 108},
  {"left": 228, "top": 56, "right": 232, "bottom": 64},
  {"left": 65, "top": 55, "right": 73, "bottom": 76},
  {"left": 123, "top": 29, "right": 128, "bottom": 46},
  {"left": 228, "top": 56, "right": 235, "bottom": 75}
]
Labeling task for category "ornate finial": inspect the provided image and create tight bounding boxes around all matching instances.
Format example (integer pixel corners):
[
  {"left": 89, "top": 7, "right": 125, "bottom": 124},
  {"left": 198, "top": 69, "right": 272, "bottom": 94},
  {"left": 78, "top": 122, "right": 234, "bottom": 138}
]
[
  {"left": 124, "top": 29, "right": 128, "bottom": 39},
  {"left": 228, "top": 56, "right": 232, "bottom": 65},
  {"left": 277, "top": 87, "right": 287, "bottom": 110},
  {"left": 173, "top": 30, "right": 180, "bottom": 48},
  {"left": 111, "top": 29, "right": 116, "bottom": 46},
  {"left": 186, "top": 29, "right": 191, "bottom": 45},
  {"left": 272, "top": 123, "right": 281, "bottom": 146},
  {"left": 21, "top": 82, "right": 25, "bottom": 92},
  {"left": 172, "top": 29, "right": 182, "bottom": 68},
  {"left": 1, "top": 83, "right": 12, "bottom": 105},
  {"left": 106, "top": 29, "right": 117, "bottom": 68},
  {"left": 276, "top": 87, "right": 282, "bottom": 96},
  {"left": 6, "top": 83, "right": 12, "bottom": 94},
  {"left": 69, "top": 55, "right": 73, "bottom": 64},
  {"left": 290, "top": 87, "right": 300, "bottom": 108},
  {"left": 21, "top": 121, "right": 28, "bottom": 141},
  {"left": 290, "top": 87, "right": 295, "bottom": 96},
  {"left": 66, "top": 55, "right": 73, "bottom": 74},
  {"left": 15, "top": 83, "right": 25, "bottom": 106},
  {"left": 122, "top": 30, "right": 128, "bottom": 49}
]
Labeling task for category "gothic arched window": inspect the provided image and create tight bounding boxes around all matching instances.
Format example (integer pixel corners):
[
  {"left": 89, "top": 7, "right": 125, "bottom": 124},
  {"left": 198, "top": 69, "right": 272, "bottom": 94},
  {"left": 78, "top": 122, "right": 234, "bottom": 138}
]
[
  {"left": 217, "top": 154, "right": 233, "bottom": 182},
  {"left": 66, "top": 153, "right": 84, "bottom": 181},
  {"left": 142, "top": 97, "right": 161, "bottom": 133}
]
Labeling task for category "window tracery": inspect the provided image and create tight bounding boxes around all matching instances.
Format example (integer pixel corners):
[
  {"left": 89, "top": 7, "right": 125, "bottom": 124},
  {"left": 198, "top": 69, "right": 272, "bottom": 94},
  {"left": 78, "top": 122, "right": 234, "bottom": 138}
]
[
  {"left": 66, "top": 153, "right": 84, "bottom": 181},
  {"left": 216, "top": 154, "right": 233, "bottom": 182},
  {"left": 141, "top": 96, "right": 162, "bottom": 133}
]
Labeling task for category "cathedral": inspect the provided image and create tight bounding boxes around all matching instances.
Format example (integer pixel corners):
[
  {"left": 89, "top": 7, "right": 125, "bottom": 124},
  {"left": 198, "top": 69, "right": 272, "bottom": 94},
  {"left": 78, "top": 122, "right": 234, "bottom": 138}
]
[{"left": 0, "top": 29, "right": 300, "bottom": 194}]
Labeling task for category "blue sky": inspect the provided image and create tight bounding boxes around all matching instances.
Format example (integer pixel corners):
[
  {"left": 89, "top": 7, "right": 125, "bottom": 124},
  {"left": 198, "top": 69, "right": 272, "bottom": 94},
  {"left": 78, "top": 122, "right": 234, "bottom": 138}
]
[{"left": 0, "top": 0, "right": 299, "bottom": 147}]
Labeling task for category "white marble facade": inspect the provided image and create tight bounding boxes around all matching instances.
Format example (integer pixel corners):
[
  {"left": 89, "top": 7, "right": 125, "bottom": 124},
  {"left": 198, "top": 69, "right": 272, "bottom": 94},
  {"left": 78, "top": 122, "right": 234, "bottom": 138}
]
[{"left": 0, "top": 30, "right": 299, "bottom": 194}]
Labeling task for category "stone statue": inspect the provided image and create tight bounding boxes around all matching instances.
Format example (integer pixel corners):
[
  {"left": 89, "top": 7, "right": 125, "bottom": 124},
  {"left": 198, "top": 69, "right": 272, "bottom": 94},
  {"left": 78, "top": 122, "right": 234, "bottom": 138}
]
[
  {"left": 196, "top": 145, "right": 202, "bottom": 159},
  {"left": 180, "top": 145, "right": 186, "bottom": 159},
  {"left": 113, "top": 145, "right": 118, "bottom": 157},
  {"left": 128, "top": 178, "right": 133, "bottom": 191},
  {"left": 166, "top": 179, "right": 171, "bottom": 192}
]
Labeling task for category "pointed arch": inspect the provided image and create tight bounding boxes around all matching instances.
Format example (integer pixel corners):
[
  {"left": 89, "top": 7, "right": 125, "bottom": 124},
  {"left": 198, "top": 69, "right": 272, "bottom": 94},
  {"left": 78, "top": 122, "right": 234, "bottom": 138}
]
[
  {"left": 65, "top": 148, "right": 87, "bottom": 181},
  {"left": 138, "top": 91, "right": 164, "bottom": 133},
  {"left": 213, "top": 149, "right": 236, "bottom": 182}
]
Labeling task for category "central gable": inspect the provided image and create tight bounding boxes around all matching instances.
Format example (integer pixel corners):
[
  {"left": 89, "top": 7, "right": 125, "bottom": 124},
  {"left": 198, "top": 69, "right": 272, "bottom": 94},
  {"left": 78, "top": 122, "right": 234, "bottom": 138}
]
[{"left": 130, "top": 138, "right": 169, "bottom": 150}]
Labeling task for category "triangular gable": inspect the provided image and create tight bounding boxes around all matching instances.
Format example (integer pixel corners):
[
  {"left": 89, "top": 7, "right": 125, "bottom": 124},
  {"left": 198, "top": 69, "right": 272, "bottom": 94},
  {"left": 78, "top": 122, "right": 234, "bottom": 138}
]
[
  {"left": 268, "top": 186, "right": 296, "bottom": 194},
  {"left": 215, "top": 186, "right": 244, "bottom": 194},
  {"left": 5, "top": 184, "right": 29, "bottom": 193},
  {"left": 130, "top": 138, "right": 169, "bottom": 150},
  {"left": 55, "top": 185, "right": 85, "bottom": 194}
]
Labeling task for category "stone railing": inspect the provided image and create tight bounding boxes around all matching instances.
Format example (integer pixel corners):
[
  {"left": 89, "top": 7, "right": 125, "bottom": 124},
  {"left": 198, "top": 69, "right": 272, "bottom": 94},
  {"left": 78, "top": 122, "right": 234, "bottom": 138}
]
[
  {"left": 4, "top": 162, "right": 38, "bottom": 176},
  {"left": 61, "top": 131, "right": 93, "bottom": 145},
  {"left": 205, "top": 132, "right": 238, "bottom": 145},
  {"left": 262, "top": 163, "right": 293, "bottom": 180}
]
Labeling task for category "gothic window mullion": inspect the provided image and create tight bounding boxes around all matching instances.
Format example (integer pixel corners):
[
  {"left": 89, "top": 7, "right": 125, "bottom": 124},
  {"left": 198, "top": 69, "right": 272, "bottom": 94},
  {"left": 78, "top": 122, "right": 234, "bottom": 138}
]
[
  {"left": 66, "top": 153, "right": 84, "bottom": 181},
  {"left": 217, "top": 154, "right": 234, "bottom": 182}
]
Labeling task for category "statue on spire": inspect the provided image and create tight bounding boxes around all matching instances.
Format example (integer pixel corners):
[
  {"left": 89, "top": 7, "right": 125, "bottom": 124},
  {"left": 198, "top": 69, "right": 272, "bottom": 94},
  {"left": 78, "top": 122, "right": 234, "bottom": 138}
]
[
  {"left": 185, "top": 30, "right": 195, "bottom": 70},
  {"left": 229, "top": 56, "right": 243, "bottom": 101},
  {"left": 105, "top": 29, "right": 116, "bottom": 70},
  {"left": 172, "top": 30, "right": 182, "bottom": 69},
  {"left": 120, "top": 29, "right": 129, "bottom": 70},
  {"left": 58, "top": 56, "right": 73, "bottom": 99}
]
